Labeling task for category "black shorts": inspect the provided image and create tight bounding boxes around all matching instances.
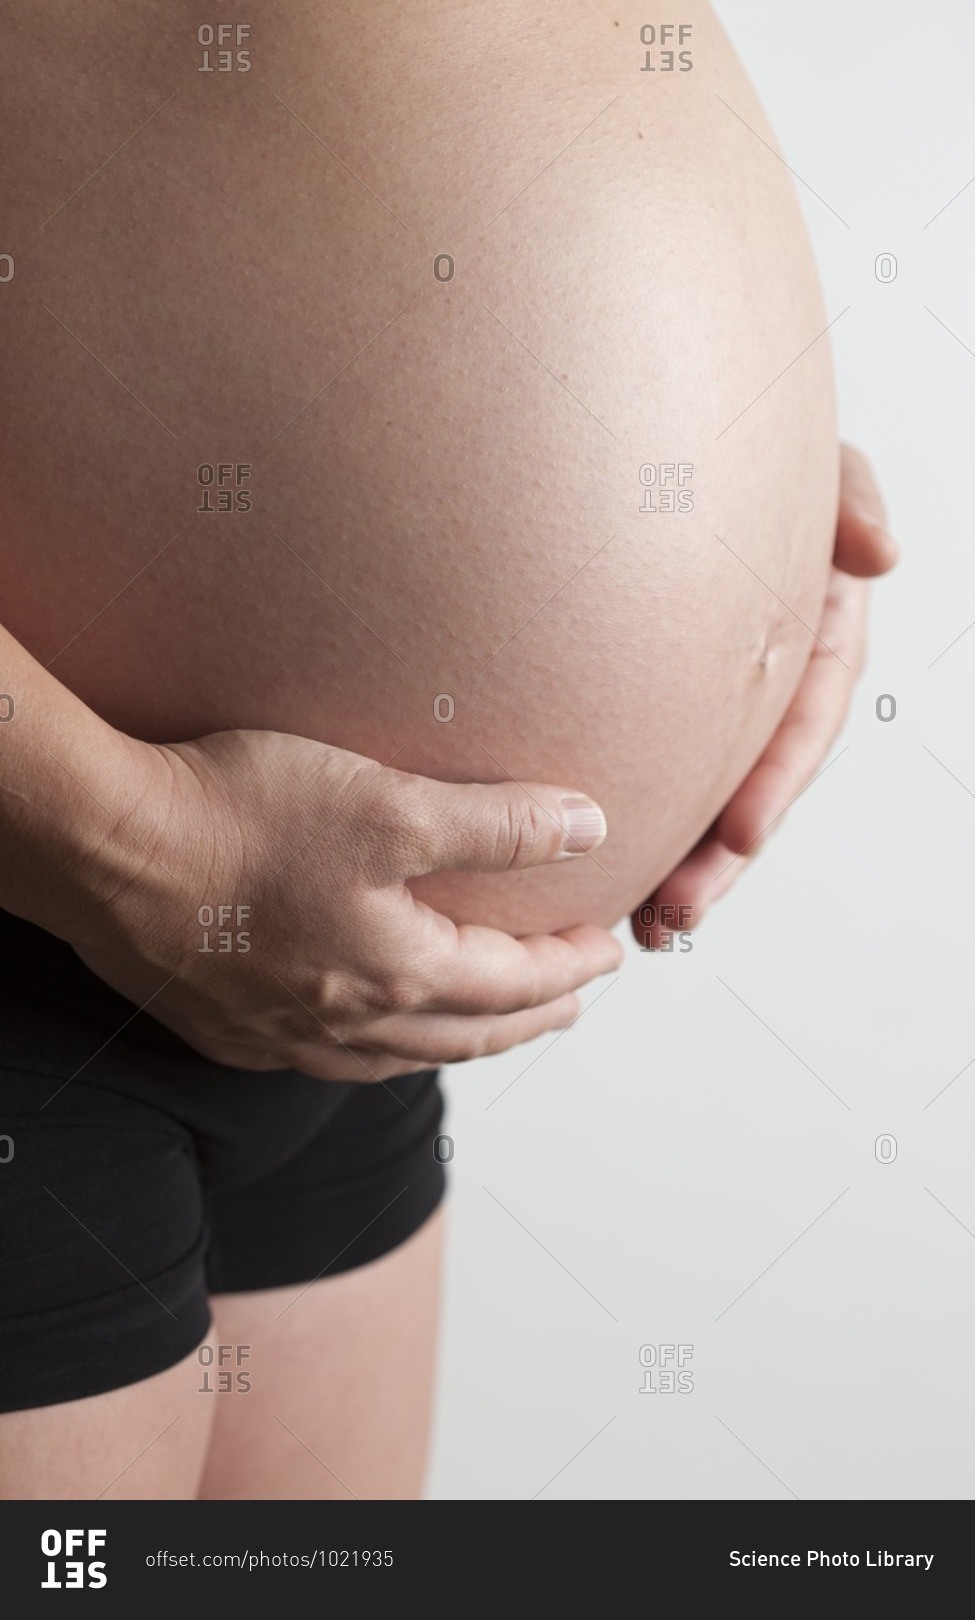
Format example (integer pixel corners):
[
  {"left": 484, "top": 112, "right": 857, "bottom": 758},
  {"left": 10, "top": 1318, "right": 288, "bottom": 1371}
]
[{"left": 0, "top": 908, "right": 445, "bottom": 1414}]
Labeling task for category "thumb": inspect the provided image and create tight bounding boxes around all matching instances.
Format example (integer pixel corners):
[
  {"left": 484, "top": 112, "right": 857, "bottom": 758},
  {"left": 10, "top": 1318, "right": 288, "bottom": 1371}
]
[{"left": 394, "top": 774, "right": 608, "bottom": 877}]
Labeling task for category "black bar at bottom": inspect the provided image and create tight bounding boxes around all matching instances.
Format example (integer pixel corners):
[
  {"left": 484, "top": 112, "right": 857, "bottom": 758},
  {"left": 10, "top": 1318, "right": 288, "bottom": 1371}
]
[{"left": 0, "top": 1497, "right": 966, "bottom": 1613}]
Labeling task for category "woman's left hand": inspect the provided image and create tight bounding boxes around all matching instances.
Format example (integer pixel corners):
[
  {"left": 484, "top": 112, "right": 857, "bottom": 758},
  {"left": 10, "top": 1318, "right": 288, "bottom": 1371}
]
[{"left": 630, "top": 444, "right": 899, "bottom": 948}]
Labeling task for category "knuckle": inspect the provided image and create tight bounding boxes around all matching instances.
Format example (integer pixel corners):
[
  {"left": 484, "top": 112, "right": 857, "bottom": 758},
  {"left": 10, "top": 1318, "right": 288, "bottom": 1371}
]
[
  {"left": 311, "top": 960, "right": 430, "bottom": 1022},
  {"left": 496, "top": 797, "right": 549, "bottom": 870},
  {"left": 345, "top": 971, "right": 422, "bottom": 1018},
  {"left": 309, "top": 970, "right": 362, "bottom": 1021}
]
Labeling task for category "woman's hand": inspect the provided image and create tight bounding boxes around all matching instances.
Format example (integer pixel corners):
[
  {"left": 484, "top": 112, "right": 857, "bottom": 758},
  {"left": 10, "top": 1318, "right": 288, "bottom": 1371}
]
[
  {"left": 66, "top": 728, "right": 621, "bottom": 1081},
  {"left": 631, "top": 445, "right": 898, "bottom": 948}
]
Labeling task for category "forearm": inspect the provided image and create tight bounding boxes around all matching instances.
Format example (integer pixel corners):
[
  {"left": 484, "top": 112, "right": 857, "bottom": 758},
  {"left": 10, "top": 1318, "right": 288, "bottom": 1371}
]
[{"left": 0, "top": 624, "right": 149, "bottom": 939}]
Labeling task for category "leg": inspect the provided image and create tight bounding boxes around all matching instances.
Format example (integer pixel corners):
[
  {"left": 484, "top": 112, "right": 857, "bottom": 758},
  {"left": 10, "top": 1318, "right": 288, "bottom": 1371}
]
[
  {"left": 0, "top": 1023, "right": 215, "bottom": 1501},
  {"left": 0, "top": 1350, "right": 215, "bottom": 1500},
  {"left": 198, "top": 1206, "right": 443, "bottom": 1500}
]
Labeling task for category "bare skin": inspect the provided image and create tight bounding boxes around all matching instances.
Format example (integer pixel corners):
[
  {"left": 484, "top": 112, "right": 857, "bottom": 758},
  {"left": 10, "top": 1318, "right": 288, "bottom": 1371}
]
[
  {"left": 0, "top": 0, "right": 839, "bottom": 936},
  {"left": 0, "top": 1351, "right": 213, "bottom": 1502},
  {"left": 1, "top": 1211, "right": 441, "bottom": 1501},
  {"left": 637, "top": 446, "right": 898, "bottom": 942},
  {"left": 0, "top": 454, "right": 895, "bottom": 1503},
  {"left": 199, "top": 1210, "right": 443, "bottom": 1501},
  {"left": 0, "top": 0, "right": 898, "bottom": 1501}
]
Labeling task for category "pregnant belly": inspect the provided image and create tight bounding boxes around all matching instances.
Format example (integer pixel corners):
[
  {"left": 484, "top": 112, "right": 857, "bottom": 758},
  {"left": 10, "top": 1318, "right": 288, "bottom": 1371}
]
[{"left": 0, "top": 1, "right": 837, "bottom": 934}]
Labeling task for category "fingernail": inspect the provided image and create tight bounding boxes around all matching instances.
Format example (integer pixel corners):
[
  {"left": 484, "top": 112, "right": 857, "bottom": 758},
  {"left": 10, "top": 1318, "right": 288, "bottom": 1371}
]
[{"left": 559, "top": 794, "right": 607, "bottom": 856}]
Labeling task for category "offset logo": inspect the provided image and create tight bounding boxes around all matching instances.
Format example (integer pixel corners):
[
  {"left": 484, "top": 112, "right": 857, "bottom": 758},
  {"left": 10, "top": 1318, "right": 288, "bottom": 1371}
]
[
  {"left": 197, "top": 1343, "right": 252, "bottom": 1393},
  {"left": 41, "top": 1529, "right": 107, "bottom": 1590},
  {"left": 639, "top": 1344, "right": 694, "bottom": 1393},
  {"left": 636, "top": 902, "right": 694, "bottom": 953},
  {"left": 197, "top": 24, "right": 252, "bottom": 72},
  {"left": 639, "top": 24, "right": 694, "bottom": 72},
  {"left": 197, "top": 463, "right": 253, "bottom": 513},
  {"left": 639, "top": 463, "right": 694, "bottom": 513},
  {"left": 198, "top": 904, "right": 252, "bottom": 954}
]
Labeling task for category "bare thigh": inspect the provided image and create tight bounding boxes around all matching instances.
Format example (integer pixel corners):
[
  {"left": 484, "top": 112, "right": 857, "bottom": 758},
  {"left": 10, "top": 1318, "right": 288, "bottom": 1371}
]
[
  {"left": 198, "top": 1207, "right": 444, "bottom": 1501},
  {"left": 0, "top": 1349, "right": 214, "bottom": 1500}
]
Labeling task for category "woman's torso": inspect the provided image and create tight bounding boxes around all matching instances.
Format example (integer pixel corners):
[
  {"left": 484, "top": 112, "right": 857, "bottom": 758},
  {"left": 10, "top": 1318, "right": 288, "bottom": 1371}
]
[{"left": 0, "top": 0, "right": 837, "bottom": 932}]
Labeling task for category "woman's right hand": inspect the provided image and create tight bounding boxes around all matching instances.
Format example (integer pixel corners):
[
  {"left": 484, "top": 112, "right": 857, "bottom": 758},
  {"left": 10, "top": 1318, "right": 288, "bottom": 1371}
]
[
  {"left": 66, "top": 727, "right": 621, "bottom": 1081},
  {"left": 632, "top": 444, "right": 898, "bottom": 946}
]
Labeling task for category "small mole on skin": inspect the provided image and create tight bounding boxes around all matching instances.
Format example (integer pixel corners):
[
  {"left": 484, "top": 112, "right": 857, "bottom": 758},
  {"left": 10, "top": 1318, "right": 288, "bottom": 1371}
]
[{"left": 638, "top": 132, "right": 643, "bottom": 139}]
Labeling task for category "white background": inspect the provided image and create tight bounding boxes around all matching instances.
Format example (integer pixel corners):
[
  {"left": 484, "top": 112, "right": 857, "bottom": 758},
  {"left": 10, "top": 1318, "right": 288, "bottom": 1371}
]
[{"left": 428, "top": 0, "right": 975, "bottom": 1500}]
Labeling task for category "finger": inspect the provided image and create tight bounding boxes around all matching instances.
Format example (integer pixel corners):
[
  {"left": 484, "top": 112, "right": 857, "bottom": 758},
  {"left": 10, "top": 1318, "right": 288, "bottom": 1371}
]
[
  {"left": 834, "top": 443, "right": 899, "bottom": 577},
  {"left": 719, "top": 694, "right": 847, "bottom": 856},
  {"left": 631, "top": 833, "right": 743, "bottom": 946},
  {"left": 184, "top": 1029, "right": 432, "bottom": 1084},
  {"left": 718, "top": 599, "right": 863, "bottom": 856},
  {"left": 353, "top": 990, "right": 585, "bottom": 1065},
  {"left": 400, "top": 914, "right": 623, "bottom": 1016},
  {"left": 357, "top": 767, "right": 608, "bottom": 883}
]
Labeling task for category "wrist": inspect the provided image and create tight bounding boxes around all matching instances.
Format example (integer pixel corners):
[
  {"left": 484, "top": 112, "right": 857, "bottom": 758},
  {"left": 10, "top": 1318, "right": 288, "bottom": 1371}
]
[
  {"left": 0, "top": 621, "right": 188, "bottom": 947},
  {"left": 3, "top": 713, "right": 167, "bottom": 944}
]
